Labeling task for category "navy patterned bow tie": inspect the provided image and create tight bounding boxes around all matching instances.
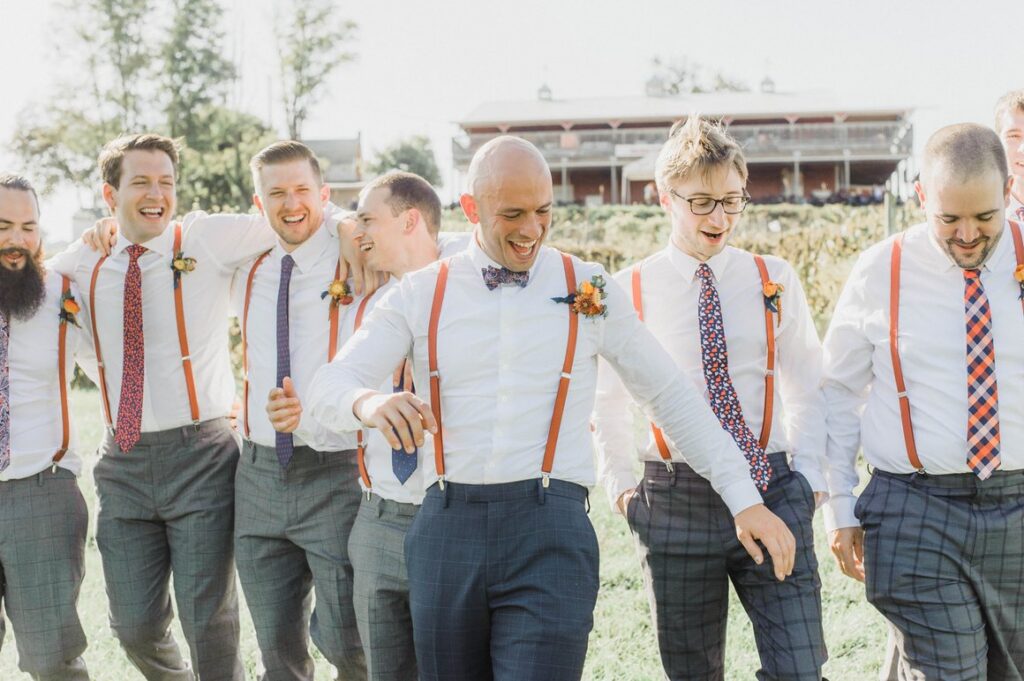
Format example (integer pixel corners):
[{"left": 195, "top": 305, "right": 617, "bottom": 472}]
[{"left": 482, "top": 266, "right": 529, "bottom": 290}]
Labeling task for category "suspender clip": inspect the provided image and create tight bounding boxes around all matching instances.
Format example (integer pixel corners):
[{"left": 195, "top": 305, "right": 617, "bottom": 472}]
[
  {"left": 364, "top": 488, "right": 372, "bottom": 501},
  {"left": 664, "top": 460, "right": 675, "bottom": 474},
  {"left": 541, "top": 473, "right": 551, "bottom": 488},
  {"left": 437, "top": 475, "right": 446, "bottom": 491},
  {"left": 51, "top": 462, "right": 58, "bottom": 474},
  {"left": 192, "top": 420, "right": 201, "bottom": 432}
]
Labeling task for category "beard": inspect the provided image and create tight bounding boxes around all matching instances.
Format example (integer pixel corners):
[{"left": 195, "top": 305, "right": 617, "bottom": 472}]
[{"left": 0, "top": 246, "right": 47, "bottom": 321}]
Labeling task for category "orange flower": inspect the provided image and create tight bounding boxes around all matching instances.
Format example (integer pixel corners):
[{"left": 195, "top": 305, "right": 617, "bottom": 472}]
[
  {"left": 1015, "top": 264, "right": 1024, "bottom": 284},
  {"left": 62, "top": 298, "right": 81, "bottom": 315},
  {"left": 762, "top": 281, "right": 784, "bottom": 298}
]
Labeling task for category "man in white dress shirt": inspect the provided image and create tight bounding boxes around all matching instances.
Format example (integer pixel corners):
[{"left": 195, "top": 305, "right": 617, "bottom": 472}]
[
  {"left": 995, "top": 90, "right": 1024, "bottom": 221},
  {"left": 232, "top": 141, "right": 368, "bottom": 681},
  {"left": 824, "top": 123, "right": 1024, "bottom": 680},
  {"left": 592, "top": 117, "right": 828, "bottom": 680},
  {"left": 51, "top": 133, "right": 284, "bottom": 681},
  {"left": 297, "top": 136, "right": 795, "bottom": 681},
  {"left": 0, "top": 175, "right": 91, "bottom": 680}
]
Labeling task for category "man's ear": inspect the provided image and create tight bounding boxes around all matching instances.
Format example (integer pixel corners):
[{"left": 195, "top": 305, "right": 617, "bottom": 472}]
[
  {"left": 460, "top": 193, "right": 479, "bottom": 224},
  {"left": 320, "top": 183, "right": 330, "bottom": 204},
  {"left": 253, "top": 193, "right": 265, "bottom": 216},
  {"left": 658, "top": 190, "right": 672, "bottom": 212},
  {"left": 102, "top": 183, "right": 117, "bottom": 214},
  {"left": 913, "top": 180, "right": 926, "bottom": 211},
  {"left": 404, "top": 207, "right": 421, "bottom": 233}
]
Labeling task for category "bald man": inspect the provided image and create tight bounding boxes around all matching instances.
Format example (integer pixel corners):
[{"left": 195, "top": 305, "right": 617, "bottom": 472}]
[
  {"left": 300, "top": 136, "right": 795, "bottom": 681},
  {"left": 824, "top": 123, "right": 1024, "bottom": 679}
]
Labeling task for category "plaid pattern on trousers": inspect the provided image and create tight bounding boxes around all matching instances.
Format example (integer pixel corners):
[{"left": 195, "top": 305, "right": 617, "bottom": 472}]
[
  {"left": 857, "top": 468, "right": 1024, "bottom": 681},
  {"left": 627, "top": 452, "right": 826, "bottom": 681},
  {"left": 234, "top": 441, "right": 365, "bottom": 681},
  {"left": 94, "top": 418, "right": 243, "bottom": 681},
  {"left": 0, "top": 468, "right": 89, "bottom": 680},
  {"left": 405, "top": 478, "right": 600, "bottom": 681},
  {"left": 347, "top": 494, "right": 419, "bottom": 681}
]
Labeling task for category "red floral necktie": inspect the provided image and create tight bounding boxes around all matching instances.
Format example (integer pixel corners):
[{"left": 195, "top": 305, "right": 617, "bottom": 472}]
[
  {"left": 963, "top": 269, "right": 1000, "bottom": 479},
  {"left": 115, "top": 244, "right": 147, "bottom": 452}
]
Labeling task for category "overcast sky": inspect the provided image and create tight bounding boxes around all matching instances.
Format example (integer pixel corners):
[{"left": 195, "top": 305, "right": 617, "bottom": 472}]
[{"left": 0, "top": 0, "right": 1018, "bottom": 240}]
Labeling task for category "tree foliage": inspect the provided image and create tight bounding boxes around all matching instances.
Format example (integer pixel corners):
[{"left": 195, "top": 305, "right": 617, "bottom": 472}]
[
  {"left": 649, "top": 56, "right": 749, "bottom": 95},
  {"left": 369, "top": 136, "right": 441, "bottom": 186},
  {"left": 277, "top": 0, "right": 357, "bottom": 140}
]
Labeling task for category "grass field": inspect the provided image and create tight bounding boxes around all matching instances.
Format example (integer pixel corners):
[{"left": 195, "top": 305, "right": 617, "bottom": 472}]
[{"left": 0, "top": 390, "right": 889, "bottom": 680}]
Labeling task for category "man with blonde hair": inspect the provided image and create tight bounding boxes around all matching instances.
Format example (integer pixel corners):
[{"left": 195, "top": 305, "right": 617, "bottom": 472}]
[
  {"left": 593, "top": 117, "right": 828, "bottom": 680},
  {"left": 995, "top": 89, "right": 1024, "bottom": 220},
  {"left": 825, "top": 123, "right": 1024, "bottom": 679}
]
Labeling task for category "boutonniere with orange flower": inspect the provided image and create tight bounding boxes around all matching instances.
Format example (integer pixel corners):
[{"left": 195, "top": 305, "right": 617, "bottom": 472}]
[
  {"left": 59, "top": 290, "right": 81, "bottom": 328},
  {"left": 553, "top": 275, "right": 608, "bottom": 319},
  {"left": 1014, "top": 264, "right": 1024, "bottom": 300},
  {"left": 321, "top": 279, "right": 354, "bottom": 313},
  {"left": 762, "top": 279, "right": 785, "bottom": 325},
  {"left": 170, "top": 250, "right": 197, "bottom": 289}
]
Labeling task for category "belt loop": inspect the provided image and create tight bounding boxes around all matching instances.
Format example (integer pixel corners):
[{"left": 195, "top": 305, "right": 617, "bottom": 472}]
[
  {"left": 669, "top": 465, "right": 678, "bottom": 487},
  {"left": 250, "top": 441, "right": 257, "bottom": 464},
  {"left": 585, "top": 489, "right": 591, "bottom": 514},
  {"left": 441, "top": 481, "right": 450, "bottom": 509},
  {"left": 536, "top": 478, "right": 547, "bottom": 505},
  {"left": 37, "top": 472, "right": 45, "bottom": 487},
  {"left": 375, "top": 496, "right": 384, "bottom": 518},
  {"left": 318, "top": 451, "right": 326, "bottom": 465}
]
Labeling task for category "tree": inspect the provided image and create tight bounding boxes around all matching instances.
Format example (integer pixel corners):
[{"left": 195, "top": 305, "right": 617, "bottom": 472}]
[
  {"left": 369, "top": 136, "right": 442, "bottom": 186},
  {"left": 277, "top": 0, "right": 357, "bottom": 140},
  {"left": 649, "top": 56, "right": 749, "bottom": 95},
  {"left": 162, "top": 0, "right": 237, "bottom": 141}
]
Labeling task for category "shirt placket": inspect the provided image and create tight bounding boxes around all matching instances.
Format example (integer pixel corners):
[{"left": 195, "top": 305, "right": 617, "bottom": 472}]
[{"left": 489, "top": 286, "right": 518, "bottom": 483}]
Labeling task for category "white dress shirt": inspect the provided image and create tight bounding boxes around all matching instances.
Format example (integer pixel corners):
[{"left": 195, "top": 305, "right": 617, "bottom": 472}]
[
  {"left": 307, "top": 238, "right": 764, "bottom": 515},
  {"left": 1010, "top": 195, "right": 1024, "bottom": 221},
  {"left": 4, "top": 270, "right": 89, "bottom": 480},
  {"left": 343, "top": 233, "right": 472, "bottom": 505},
  {"left": 822, "top": 221, "right": 1024, "bottom": 531},
  {"left": 51, "top": 212, "right": 276, "bottom": 432},
  {"left": 592, "top": 244, "right": 828, "bottom": 509},
  {"left": 232, "top": 219, "right": 360, "bottom": 451}
]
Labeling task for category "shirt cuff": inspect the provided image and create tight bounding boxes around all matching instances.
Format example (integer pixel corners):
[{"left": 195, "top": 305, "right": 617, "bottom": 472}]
[
  {"left": 323, "top": 388, "right": 378, "bottom": 433},
  {"left": 823, "top": 494, "right": 858, "bottom": 533},
  {"left": 792, "top": 461, "right": 828, "bottom": 496},
  {"left": 718, "top": 478, "right": 764, "bottom": 517}
]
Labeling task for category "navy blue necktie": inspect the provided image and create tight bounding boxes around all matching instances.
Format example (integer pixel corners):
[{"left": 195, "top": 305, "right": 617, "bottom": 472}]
[
  {"left": 392, "top": 359, "right": 417, "bottom": 484},
  {"left": 275, "top": 255, "right": 295, "bottom": 467}
]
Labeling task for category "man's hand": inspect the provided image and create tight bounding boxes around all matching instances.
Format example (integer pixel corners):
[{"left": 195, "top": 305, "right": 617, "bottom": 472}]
[
  {"left": 734, "top": 503, "right": 796, "bottom": 581},
  {"left": 615, "top": 487, "right": 637, "bottom": 516},
  {"left": 829, "top": 527, "right": 866, "bottom": 582},
  {"left": 266, "top": 377, "right": 302, "bottom": 433},
  {"left": 354, "top": 391, "right": 437, "bottom": 454},
  {"left": 336, "top": 216, "right": 387, "bottom": 296},
  {"left": 82, "top": 217, "right": 119, "bottom": 255}
]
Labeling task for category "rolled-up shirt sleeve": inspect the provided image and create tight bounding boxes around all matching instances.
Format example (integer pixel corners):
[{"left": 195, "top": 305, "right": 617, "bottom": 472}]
[
  {"left": 595, "top": 271, "right": 763, "bottom": 516},
  {"left": 821, "top": 255, "right": 874, "bottom": 532},
  {"left": 307, "top": 283, "right": 415, "bottom": 434}
]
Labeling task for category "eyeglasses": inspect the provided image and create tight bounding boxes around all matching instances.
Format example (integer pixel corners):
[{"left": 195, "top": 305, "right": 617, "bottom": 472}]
[{"left": 669, "top": 189, "right": 750, "bottom": 215}]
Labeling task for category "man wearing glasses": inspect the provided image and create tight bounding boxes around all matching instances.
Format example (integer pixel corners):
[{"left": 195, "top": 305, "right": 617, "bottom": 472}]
[{"left": 593, "top": 117, "right": 829, "bottom": 680}]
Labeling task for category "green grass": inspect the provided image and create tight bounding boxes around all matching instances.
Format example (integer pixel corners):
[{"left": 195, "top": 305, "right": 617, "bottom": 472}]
[{"left": 0, "top": 390, "right": 888, "bottom": 680}]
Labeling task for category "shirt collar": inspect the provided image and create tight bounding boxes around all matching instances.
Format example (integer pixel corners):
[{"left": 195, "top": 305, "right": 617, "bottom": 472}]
[
  {"left": 111, "top": 221, "right": 175, "bottom": 259},
  {"left": 272, "top": 221, "right": 334, "bottom": 274},
  {"left": 467, "top": 231, "right": 544, "bottom": 284},
  {"left": 665, "top": 240, "right": 732, "bottom": 283}
]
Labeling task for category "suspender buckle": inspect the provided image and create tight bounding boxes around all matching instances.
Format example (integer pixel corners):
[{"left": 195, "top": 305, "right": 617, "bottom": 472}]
[
  {"left": 664, "top": 460, "right": 674, "bottom": 474},
  {"left": 437, "top": 475, "right": 446, "bottom": 491},
  {"left": 764, "top": 369, "right": 774, "bottom": 377},
  {"left": 192, "top": 420, "right": 201, "bottom": 432},
  {"left": 542, "top": 473, "right": 551, "bottom": 488},
  {"left": 560, "top": 372, "right": 571, "bottom": 380},
  {"left": 429, "top": 370, "right": 440, "bottom": 379},
  {"left": 896, "top": 391, "right": 908, "bottom": 399}
]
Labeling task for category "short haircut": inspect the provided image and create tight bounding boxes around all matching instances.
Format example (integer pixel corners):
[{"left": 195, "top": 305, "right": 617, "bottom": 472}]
[
  {"left": 920, "top": 123, "right": 1008, "bottom": 187},
  {"left": 655, "top": 116, "right": 748, "bottom": 193},
  {"left": 0, "top": 173, "right": 40, "bottom": 213},
  {"left": 99, "top": 133, "right": 180, "bottom": 187},
  {"left": 249, "top": 140, "right": 323, "bottom": 191},
  {"left": 360, "top": 171, "right": 442, "bottom": 236},
  {"left": 994, "top": 89, "right": 1024, "bottom": 134}
]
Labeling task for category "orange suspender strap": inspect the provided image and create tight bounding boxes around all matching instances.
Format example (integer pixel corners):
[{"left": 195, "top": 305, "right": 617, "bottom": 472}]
[
  {"left": 427, "top": 259, "right": 451, "bottom": 488},
  {"left": 889, "top": 233, "right": 923, "bottom": 470},
  {"left": 1011, "top": 220, "right": 1024, "bottom": 317},
  {"left": 629, "top": 265, "right": 673, "bottom": 467},
  {"left": 171, "top": 224, "right": 201, "bottom": 426},
  {"left": 427, "top": 255, "right": 580, "bottom": 490},
  {"left": 539, "top": 253, "right": 580, "bottom": 486},
  {"left": 751, "top": 255, "right": 776, "bottom": 451},
  {"left": 53, "top": 276, "right": 72, "bottom": 464},
  {"left": 240, "top": 250, "right": 272, "bottom": 439},
  {"left": 89, "top": 255, "right": 112, "bottom": 427},
  {"left": 351, "top": 293, "right": 374, "bottom": 493},
  {"left": 327, "top": 262, "right": 343, "bottom": 362}
]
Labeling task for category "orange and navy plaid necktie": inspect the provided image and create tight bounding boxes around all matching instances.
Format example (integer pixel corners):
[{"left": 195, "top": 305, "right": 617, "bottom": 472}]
[{"left": 963, "top": 269, "right": 1000, "bottom": 479}]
